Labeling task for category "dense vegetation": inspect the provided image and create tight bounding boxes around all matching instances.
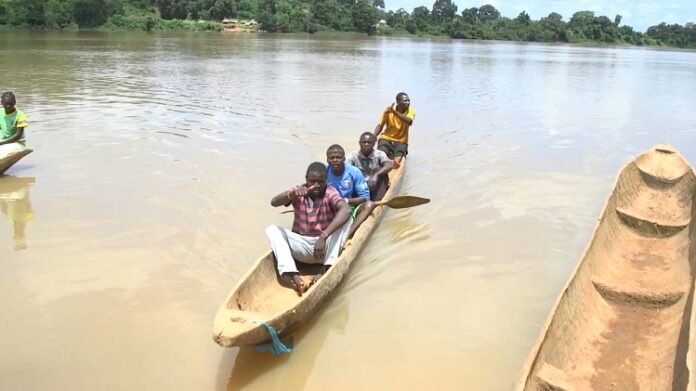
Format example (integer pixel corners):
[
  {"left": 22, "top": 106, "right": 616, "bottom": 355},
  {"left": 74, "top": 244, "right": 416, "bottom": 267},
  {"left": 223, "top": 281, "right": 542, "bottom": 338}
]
[{"left": 0, "top": 0, "right": 694, "bottom": 47}]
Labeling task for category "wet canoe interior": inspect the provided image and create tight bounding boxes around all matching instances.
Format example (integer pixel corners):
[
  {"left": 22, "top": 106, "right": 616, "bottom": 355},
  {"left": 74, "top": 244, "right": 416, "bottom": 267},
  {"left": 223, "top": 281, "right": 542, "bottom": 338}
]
[{"left": 518, "top": 145, "right": 696, "bottom": 390}]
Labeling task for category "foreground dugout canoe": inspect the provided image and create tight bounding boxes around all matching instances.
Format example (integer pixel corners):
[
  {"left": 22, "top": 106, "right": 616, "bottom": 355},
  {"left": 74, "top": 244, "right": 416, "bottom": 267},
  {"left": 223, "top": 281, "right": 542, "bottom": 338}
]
[
  {"left": 213, "top": 159, "right": 406, "bottom": 347},
  {"left": 515, "top": 144, "right": 696, "bottom": 391},
  {"left": 0, "top": 143, "right": 33, "bottom": 175}
]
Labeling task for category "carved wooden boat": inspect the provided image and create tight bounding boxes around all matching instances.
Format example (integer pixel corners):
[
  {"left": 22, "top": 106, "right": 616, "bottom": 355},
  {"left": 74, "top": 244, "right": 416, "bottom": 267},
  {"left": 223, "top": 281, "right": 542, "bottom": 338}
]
[
  {"left": 0, "top": 143, "right": 32, "bottom": 175},
  {"left": 515, "top": 144, "right": 696, "bottom": 390},
  {"left": 213, "top": 159, "right": 406, "bottom": 347}
]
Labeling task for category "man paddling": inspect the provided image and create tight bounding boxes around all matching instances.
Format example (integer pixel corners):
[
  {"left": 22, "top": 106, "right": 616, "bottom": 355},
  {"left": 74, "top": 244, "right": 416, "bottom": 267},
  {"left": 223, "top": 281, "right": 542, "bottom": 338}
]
[
  {"left": 374, "top": 92, "right": 414, "bottom": 168},
  {"left": 347, "top": 132, "right": 393, "bottom": 201},
  {"left": 266, "top": 162, "right": 351, "bottom": 296},
  {"left": 326, "top": 144, "right": 374, "bottom": 239}
]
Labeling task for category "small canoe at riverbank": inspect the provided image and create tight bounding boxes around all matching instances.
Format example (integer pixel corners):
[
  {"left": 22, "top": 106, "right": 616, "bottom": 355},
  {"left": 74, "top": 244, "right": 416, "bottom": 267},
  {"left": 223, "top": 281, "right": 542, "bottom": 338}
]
[
  {"left": 213, "top": 159, "right": 406, "bottom": 347},
  {"left": 515, "top": 144, "right": 696, "bottom": 390},
  {"left": 0, "top": 143, "right": 32, "bottom": 175}
]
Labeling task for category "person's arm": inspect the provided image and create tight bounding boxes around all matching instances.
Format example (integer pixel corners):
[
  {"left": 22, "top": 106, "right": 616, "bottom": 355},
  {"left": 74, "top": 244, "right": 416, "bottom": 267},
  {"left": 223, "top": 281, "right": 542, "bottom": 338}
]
[
  {"left": 373, "top": 108, "right": 388, "bottom": 137},
  {"left": 373, "top": 158, "right": 393, "bottom": 179},
  {"left": 346, "top": 152, "right": 358, "bottom": 168},
  {"left": 271, "top": 188, "right": 294, "bottom": 207},
  {"left": 322, "top": 200, "right": 350, "bottom": 237},
  {"left": 313, "top": 199, "right": 350, "bottom": 259},
  {"left": 373, "top": 123, "right": 384, "bottom": 137},
  {"left": 350, "top": 172, "right": 370, "bottom": 205},
  {"left": 0, "top": 128, "right": 24, "bottom": 146},
  {"left": 271, "top": 184, "right": 317, "bottom": 207},
  {"left": 393, "top": 107, "right": 413, "bottom": 125}
]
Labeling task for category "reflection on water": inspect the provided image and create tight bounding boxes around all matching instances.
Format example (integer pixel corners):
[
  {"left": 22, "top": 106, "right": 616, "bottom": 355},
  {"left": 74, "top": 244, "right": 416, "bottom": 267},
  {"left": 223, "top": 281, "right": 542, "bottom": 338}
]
[
  {"left": 0, "top": 176, "right": 34, "bottom": 251},
  {"left": 0, "top": 31, "right": 695, "bottom": 390}
]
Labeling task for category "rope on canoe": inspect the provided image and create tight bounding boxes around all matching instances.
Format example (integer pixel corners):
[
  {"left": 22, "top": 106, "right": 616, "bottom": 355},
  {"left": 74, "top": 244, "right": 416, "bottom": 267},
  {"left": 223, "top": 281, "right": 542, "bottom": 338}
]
[{"left": 253, "top": 320, "right": 293, "bottom": 357}]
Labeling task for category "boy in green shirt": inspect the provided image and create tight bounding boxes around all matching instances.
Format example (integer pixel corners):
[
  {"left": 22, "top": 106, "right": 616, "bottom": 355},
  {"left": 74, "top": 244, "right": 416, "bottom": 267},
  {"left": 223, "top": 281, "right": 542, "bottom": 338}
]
[{"left": 0, "top": 92, "right": 28, "bottom": 146}]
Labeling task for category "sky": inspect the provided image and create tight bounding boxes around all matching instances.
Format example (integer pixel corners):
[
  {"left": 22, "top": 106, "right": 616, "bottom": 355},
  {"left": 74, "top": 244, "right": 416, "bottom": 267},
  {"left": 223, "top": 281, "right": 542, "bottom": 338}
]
[{"left": 385, "top": 0, "right": 696, "bottom": 32}]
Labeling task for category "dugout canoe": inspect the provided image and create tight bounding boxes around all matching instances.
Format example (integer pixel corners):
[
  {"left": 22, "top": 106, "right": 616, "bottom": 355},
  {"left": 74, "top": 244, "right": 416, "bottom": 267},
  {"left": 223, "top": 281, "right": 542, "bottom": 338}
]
[
  {"left": 514, "top": 144, "right": 696, "bottom": 391},
  {"left": 213, "top": 159, "right": 406, "bottom": 347},
  {"left": 0, "top": 143, "right": 32, "bottom": 175}
]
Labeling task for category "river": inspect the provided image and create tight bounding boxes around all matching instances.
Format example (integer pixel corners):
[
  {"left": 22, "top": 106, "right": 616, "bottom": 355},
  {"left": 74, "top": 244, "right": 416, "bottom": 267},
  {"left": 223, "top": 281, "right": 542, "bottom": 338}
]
[{"left": 1, "top": 31, "right": 695, "bottom": 390}]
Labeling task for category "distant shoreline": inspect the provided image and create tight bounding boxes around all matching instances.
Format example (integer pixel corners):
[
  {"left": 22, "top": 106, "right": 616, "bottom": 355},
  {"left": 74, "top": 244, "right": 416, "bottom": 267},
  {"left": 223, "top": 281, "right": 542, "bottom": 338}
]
[{"left": 4, "top": 26, "right": 695, "bottom": 51}]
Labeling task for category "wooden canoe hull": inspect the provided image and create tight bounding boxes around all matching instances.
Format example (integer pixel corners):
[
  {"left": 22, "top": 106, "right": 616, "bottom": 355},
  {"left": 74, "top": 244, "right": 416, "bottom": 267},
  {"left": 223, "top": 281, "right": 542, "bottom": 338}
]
[
  {"left": 515, "top": 145, "right": 696, "bottom": 391},
  {"left": 213, "top": 159, "right": 406, "bottom": 347},
  {"left": 0, "top": 143, "right": 32, "bottom": 175}
]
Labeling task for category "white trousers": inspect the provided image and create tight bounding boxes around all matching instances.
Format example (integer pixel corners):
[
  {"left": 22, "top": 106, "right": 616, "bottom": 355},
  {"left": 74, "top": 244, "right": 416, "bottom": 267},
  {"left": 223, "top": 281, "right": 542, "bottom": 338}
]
[{"left": 265, "top": 219, "right": 351, "bottom": 275}]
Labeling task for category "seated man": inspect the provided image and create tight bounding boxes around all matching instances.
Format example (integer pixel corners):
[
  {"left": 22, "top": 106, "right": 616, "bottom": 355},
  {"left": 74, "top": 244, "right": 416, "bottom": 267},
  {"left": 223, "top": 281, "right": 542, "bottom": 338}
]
[
  {"left": 347, "top": 132, "right": 393, "bottom": 201},
  {"left": 266, "top": 162, "right": 352, "bottom": 296},
  {"left": 326, "top": 144, "right": 374, "bottom": 239}
]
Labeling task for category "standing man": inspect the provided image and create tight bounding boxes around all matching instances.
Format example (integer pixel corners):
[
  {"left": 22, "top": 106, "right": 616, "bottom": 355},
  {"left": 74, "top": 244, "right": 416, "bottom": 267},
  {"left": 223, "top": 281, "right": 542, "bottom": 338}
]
[
  {"left": 374, "top": 92, "right": 415, "bottom": 167},
  {"left": 0, "top": 92, "right": 28, "bottom": 146},
  {"left": 326, "top": 144, "right": 374, "bottom": 239},
  {"left": 266, "top": 162, "right": 352, "bottom": 296},
  {"left": 347, "top": 132, "right": 393, "bottom": 201}
]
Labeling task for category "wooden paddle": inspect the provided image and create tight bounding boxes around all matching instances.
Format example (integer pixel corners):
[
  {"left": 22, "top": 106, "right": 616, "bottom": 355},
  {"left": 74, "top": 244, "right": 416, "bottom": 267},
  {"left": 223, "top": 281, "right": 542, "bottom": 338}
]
[{"left": 280, "top": 195, "right": 429, "bottom": 214}]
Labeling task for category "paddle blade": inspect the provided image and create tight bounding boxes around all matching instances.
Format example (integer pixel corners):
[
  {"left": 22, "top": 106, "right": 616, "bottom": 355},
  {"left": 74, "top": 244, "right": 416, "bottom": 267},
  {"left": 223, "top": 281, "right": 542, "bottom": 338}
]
[{"left": 378, "top": 195, "right": 430, "bottom": 209}]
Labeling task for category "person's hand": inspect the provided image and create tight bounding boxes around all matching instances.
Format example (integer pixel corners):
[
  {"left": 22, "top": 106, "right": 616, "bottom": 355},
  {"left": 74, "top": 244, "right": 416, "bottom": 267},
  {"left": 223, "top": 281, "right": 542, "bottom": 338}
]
[
  {"left": 314, "top": 236, "right": 327, "bottom": 259},
  {"left": 367, "top": 176, "right": 377, "bottom": 190},
  {"left": 386, "top": 104, "right": 396, "bottom": 113},
  {"left": 293, "top": 183, "right": 319, "bottom": 197}
]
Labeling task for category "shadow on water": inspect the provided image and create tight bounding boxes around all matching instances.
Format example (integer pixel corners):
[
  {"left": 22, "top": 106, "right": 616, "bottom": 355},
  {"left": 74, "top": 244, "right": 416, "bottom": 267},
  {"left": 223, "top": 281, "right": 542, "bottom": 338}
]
[
  {"left": 0, "top": 175, "right": 35, "bottom": 251},
  {"left": 221, "top": 299, "right": 350, "bottom": 390}
]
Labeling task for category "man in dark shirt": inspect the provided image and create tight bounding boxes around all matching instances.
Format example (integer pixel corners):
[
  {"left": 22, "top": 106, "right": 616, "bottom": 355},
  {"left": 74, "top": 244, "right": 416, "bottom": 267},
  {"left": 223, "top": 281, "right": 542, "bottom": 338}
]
[{"left": 346, "top": 132, "right": 393, "bottom": 201}]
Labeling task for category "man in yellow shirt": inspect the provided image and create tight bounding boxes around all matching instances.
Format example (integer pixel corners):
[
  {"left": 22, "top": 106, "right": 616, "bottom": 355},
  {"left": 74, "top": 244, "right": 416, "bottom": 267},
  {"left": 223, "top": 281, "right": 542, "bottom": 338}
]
[{"left": 373, "top": 92, "right": 415, "bottom": 167}]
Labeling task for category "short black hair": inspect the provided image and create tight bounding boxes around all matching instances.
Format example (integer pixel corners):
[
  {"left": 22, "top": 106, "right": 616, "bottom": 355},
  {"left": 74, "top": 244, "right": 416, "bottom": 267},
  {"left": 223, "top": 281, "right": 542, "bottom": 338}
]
[
  {"left": 396, "top": 92, "right": 408, "bottom": 101},
  {"left": 306, "top": 162, "right": 326, "bottom": 177},
  {"left": 326, "top": 144, "right": 344, "bottom": 154},
  {"left": 360, "top": 132, "right": 374, "bottom": 140},
  {"left": 1, "top": 91, "right": 15, "bottom": 102}
]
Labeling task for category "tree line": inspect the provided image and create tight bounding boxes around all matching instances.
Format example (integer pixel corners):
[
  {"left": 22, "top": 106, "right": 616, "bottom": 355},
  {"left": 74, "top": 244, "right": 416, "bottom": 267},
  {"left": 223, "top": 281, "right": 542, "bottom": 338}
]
[{"left": 0, "top": 0, "right": 694, "bottom": 48}]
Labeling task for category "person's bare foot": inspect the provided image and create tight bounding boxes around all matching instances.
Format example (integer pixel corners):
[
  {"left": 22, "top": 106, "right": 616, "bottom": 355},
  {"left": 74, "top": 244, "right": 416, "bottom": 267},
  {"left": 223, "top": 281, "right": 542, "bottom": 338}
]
[
  {"left": 281, "top": 272, "right": 306, "bottom": 296},
  {"left": 310, "top": 265, "right": 330, "bottom": 287}
]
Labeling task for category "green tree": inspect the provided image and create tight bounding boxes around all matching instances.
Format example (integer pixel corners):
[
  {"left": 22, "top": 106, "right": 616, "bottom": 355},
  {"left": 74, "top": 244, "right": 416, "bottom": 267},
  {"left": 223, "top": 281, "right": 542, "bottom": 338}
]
[
  {"left": 209, "top": 0, "right": 236, "bottom": 20},
  {"left": 477, "top": 4, "right": 500, "bottom": 23},
  {"left": 237, "top": 0, "right": 258, "bottom": 19},
  {"left": 45, "top": 0, "right": 73, "bottom": 28},
  {"left": 411, "top": 6, "right": 429, "bottom": 31},
  {"left": 431, "top": 0, "right": 456, "bottom": 23},
  {"left": 156, "top": 0, "right": 190, "bottom": 19},
  {"left": 539, "top": 12, "right": 565, "bottom": 41},
  {"left": 311, "top": 0, "right": 351, "bottom": 30},
  {"left": 275, "top": 0, "right": 311, "bottom": 32},
  {"left": 514, "top": 11, "right": 530, "bottom": 25},
  {"left": 351, "top": 0, "right": 378, "bottom": 34},
  {"left": 258, "top": 10, "right": 276, "bottom": 31},
  {"left": 21, "top": 0, "right": 45, "bottom": 26},
  {"left": 461, "top": 7, "right": 476, "bottom": 24},
  {"left": 385, "top": 8, "right": 408, "bottom": 28},
  {"left": 73, "top": 0, "right": 122, "bottom": 27}
]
